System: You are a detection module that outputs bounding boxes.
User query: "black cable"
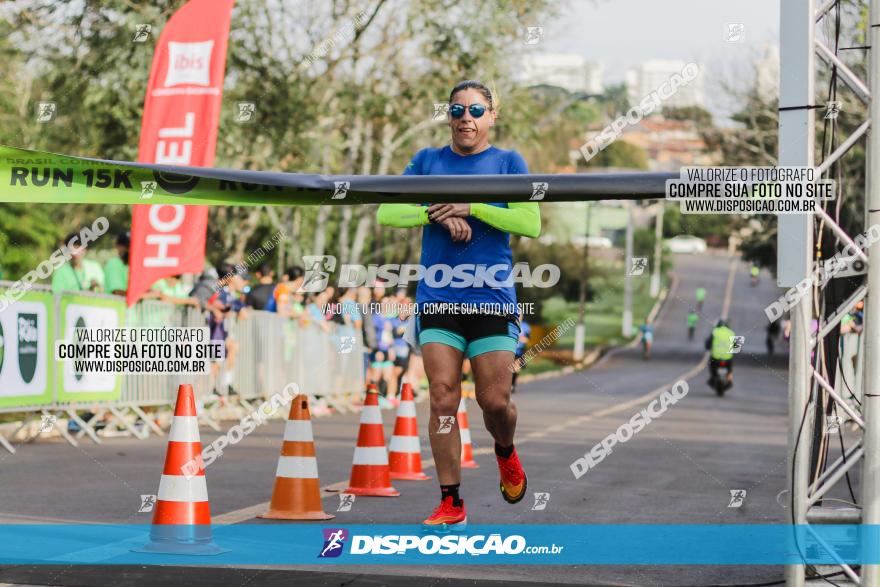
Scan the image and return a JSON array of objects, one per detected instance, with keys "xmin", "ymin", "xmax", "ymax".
[
  {"xmin": 833, "ymin": 402, "xmax": 859, "ymax": 504},
  {"xmin": 778, "ymin": 104, "xmax": 824, "ymax": 111},
  {"xmin": 790, "ymin": 383, "xmax": 812, "ymax": 560},
  {"xmin": 836, "ymin": 350, "xmax": 862, "ymax": 406}
]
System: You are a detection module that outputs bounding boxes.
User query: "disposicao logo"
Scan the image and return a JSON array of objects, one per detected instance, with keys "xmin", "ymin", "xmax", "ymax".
[{"xmin": 318, "ymin": 528, "xmax": 348, "ymax": 558}]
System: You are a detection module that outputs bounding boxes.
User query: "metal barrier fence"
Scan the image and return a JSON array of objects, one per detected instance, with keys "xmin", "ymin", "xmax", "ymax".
[{"xmin": 0, "ymin": 281, "xmax": 365, "ymax": 451}]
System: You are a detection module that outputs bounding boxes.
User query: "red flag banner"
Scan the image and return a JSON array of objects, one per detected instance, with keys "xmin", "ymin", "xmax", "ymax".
[{"xmin": 127, "ymin": 0, "xmax": 235, "ymax": 306}]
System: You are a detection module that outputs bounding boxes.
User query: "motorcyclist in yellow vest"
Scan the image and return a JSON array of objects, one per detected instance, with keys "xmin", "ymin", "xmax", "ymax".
[{"xmin": 705, "ymin": 319, "xmax": 735, "ymax": 387}]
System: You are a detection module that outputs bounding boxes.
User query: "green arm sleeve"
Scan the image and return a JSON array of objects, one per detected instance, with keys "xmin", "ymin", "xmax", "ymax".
[
  {"xmin": 471, "ymin": 202, "xmax": 541, "ymax": 238},
  {"xmin": 376, "ymin": 203, "xmax": 429, "ymax": 228}
]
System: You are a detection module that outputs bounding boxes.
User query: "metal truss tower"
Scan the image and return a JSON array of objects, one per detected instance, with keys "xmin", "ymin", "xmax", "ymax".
[{"xmin": 780, "ymin": 0, "xmax": 878, "ymax": 584}]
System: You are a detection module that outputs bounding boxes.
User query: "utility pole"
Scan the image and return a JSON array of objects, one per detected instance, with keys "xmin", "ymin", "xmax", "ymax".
[
  {"xmin": 622, "ymin": 201, "xmax": 633, "ymax": 337},
  {"xmin": 779, "ymin": 1, "xmax": 815, "ymax": 584},
  {"xmin": 859, "ymin": 0, "xmax": 880, "ymax": 583},
  {"xmin": 574, "ymin": 202, "xmax": 592, "ymax": 362},
  {"xmin": 779, "ymin": 0, "xmax": 880, "ymax": 584},
  {"xmin": 650, "ymin": 201, "xmax": 664, "ymax": 298}
]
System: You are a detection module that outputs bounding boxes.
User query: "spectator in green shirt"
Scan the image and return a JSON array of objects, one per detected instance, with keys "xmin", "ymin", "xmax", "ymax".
[
  {"xmin": 51, "ymin": 232, "xmax": 104, "ymax": 294},
  {"xmin": 103, "ymin": 232, "xmax": 130, "ymax": 296},
  {"xmin": 152, "ymin": 275, "xmax": 199, "ymax": 307}
]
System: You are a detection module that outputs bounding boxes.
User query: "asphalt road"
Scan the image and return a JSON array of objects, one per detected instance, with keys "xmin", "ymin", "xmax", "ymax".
[{"xmin": 0, "ymin": 252, "xmax": 801, "ymax": 586}]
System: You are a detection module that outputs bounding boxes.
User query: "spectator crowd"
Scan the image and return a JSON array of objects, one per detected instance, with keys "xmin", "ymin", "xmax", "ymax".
[{"xmin": 47, "ymin": 231, "xmax": 428, "ymax": 408}]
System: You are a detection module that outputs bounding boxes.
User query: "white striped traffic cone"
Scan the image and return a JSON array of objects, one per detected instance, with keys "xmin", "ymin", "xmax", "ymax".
[
  {"xmin": 459, "ymin": 396, "xmax": 479, "ymax": 469},
  {"xmin": 344, "ymin": 385, "xmax": 399, "ymax": 496},
  {"xmin": 261, "ymin": 394, "xmax": 334, "ymax": 520},
  {"xmin": 136, "ymin": 384, "xmax": 224, "ymax": 555},
  {"xmin": 389, "ymin": 381, "xmax": 430, "ymax": 480}
]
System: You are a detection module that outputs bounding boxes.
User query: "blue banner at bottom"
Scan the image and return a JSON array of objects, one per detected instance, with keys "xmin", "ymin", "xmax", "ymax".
[{"xmin": 0, "ymin": 524, "xmax": 877, "ymax": 565}]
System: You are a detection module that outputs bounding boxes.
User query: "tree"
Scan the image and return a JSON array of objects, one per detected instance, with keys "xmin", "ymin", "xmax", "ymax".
[
  {"xmin": 663, "ymin": 105, "xmax": 713, "ymax": 128},
  {"xmin": 0, "ymin": 0, "xmax": 592, "ymax": 282},
  {"xmin": 0, "ymin": 204, "xmax": 60, "ymax": 279},
  {"xmin": 579, "ymin": 141, "xmax": 649, "ymax": 170}
]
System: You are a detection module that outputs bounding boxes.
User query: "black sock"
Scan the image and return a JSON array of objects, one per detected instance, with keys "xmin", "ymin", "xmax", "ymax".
[
  {"xmin": 495, "ymin": 442, "xmax": 514, "ymax": 459},
  {"xmin": 441, "ymin": 484, "xmax": 462, "ymax": 507}
]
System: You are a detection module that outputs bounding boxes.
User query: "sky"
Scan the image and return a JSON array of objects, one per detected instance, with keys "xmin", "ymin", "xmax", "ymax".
[{"xmin": 539, "ymin": 0, "xmax": 781, "ymax": 117}]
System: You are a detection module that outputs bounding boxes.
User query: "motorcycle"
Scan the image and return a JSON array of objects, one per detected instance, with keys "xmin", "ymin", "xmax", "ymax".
[{"xmin": 709, "ymin": 359, "xmax": 733, "ymax": 396}]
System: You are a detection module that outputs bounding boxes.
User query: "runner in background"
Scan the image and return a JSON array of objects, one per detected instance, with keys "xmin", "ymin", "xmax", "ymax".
[
  {"xmin": 766, "ymin": 319, "xmax": 781, "ymax": 356},
  {"xmin": 640, "ymin": 318, "xmax": 654, "ymax": 360},
  {"xmin": 695, "ymin": 287, "xmax": 706, "ymax": 312},
  {"xmin": 687, "ymin": 309, "xmax": 698, "ymax": 341}
]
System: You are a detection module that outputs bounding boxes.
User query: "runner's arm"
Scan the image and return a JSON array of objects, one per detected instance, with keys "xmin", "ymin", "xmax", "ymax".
[
  {"xmin": 376, "ymin": 203, "xmax": 429, "ymax": 227},
  {"xmin": 470, "ymin": 202, "xmax": 541, "ymax": 238}
]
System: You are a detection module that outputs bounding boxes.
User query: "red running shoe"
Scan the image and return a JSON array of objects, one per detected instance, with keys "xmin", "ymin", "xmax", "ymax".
[
  {"xmin": 497, "ymin": 448, "xmax": 527, "ymax": 504},
  {"xmin": 422, "ymin": 496, "xmax": 467, "ymax": 533}
]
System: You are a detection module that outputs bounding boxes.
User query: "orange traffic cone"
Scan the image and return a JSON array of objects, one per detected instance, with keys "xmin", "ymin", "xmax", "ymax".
[
  {"xmin": 136, "ymin": 384, "xmax": 224, "ymax": 555},
  {"xmin": 459, "ymin": 396, "xmax": 480, "ymax": 469},
  {"xmin": 261, "ymin": 394, "xmax": 334, "ymax": 520},
  {"xmin": 389, "ymin": 381, "xmax": 430, "ymax": 481},
  {"xmin": 344, "ymin": 385, "xmax": 400, "ymax": 496}
]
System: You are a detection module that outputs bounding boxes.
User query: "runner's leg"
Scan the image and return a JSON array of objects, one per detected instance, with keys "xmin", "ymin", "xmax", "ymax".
[
  {"xmin": 471, "ymin": 350, "xmax": 516, "ymax": 447},
  {"xmin": 423, "ymin": 343, "xmax": 464, "ymax": 485},
  {"xmin": 472, "ymin": 348, "xmax": 526, "ymax": 504}
]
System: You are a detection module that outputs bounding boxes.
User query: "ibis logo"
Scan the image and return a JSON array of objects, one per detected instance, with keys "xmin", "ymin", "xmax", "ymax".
[
  {"xmin": 164, "ymin": 40, "xmax": 214, "ymax": 87},
  {"xmin": 17, "ymin": 314, "xmax": 38, "ymax": 384}
]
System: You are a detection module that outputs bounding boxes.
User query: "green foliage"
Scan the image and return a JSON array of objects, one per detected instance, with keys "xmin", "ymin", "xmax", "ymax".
[
  {"xmin": 599, "ymin": 83, "xmax": 630, "ymax": 118},
  {"xmin": 663, "ymin": 205, "xmax": 730, "ymax": 242},
  {"xmin": 579, "ymin": 140, "xmax": 649, "ymax": 170},
  {"xmin": 739, "ymin": 218, "xmax": 777, "ymax": 273},
  {"xmin": 513, "ymin": 239, "xmax": 597, "ymax": 316},
  {"xmin": 0, "ymin": 203, "xmax": 62, "ymax": 279},
  {"xmin": 663, "ymin": 105, "xmax": 713, "ymax": 128}
]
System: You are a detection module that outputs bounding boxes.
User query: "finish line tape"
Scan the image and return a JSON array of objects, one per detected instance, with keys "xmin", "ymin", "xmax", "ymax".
[{"xmin": 0, "ymin": 144, "xmax": 675, "ymax": 206}]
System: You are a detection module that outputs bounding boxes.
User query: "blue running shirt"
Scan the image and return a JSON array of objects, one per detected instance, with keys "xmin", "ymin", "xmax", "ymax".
[{"xmin": 402, "ymin": 145, "xmax": 529, "ymax": 313}]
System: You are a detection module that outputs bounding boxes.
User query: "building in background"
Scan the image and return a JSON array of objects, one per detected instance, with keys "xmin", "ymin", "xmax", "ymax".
[
  {"xmin": 541, "ymin": 200, "xmax": 659, "ymax": 250},
  {"xmin": 520, "ymin": 53, "xmax": 604, "ymax": 95},
  {"xmin": 618, "ymin": 114, "xmax": 719, "ymax": 171},
  {"xmin": 625, "ymin": 59, "xmax": 705, "ymax": 109}
]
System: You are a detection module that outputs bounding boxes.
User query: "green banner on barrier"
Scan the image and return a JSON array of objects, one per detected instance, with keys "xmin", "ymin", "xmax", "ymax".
[
  {"xmin": 56, "ymin": 294, "xmax": 125, "ymax": 403},
  {"xmin": 0, "ymin": 289, "xmax": 54, "ymax": 409},
  {"xmin": 0, "ymin": 144, "xmax": 674, "ymax": 206}
]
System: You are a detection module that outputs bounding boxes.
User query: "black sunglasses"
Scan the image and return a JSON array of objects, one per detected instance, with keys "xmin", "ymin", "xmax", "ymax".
[{"xmin": 449, "ymin": 103, "xmax": 489, "ymax": 119}]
